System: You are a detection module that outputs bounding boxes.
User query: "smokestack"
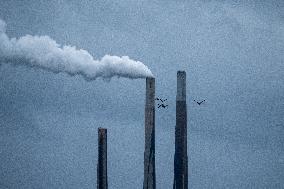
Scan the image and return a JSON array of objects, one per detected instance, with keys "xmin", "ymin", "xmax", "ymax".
[
  {"xmin": 173, "ymin": 71, "xmax": 188, "ymax": 189},
  {"xmin": 143, "ymin": 77, "xmax": 156, "ymax": 189},
  {"xmin": 97, "ymin": 128, "xmax": 108, "ymax": 189}
]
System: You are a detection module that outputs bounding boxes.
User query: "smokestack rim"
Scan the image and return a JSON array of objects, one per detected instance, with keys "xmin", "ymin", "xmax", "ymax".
[
  {"xmin": 146, "ymin": 76, "xmax": 155, "ymax": 80},
  {"xmin": 177, "ymin": 70, "xmax": 186, "ymax": 75},
  {"xmin": 176, "ymin": 70, "xmax": 186, "ymax": 101},
  {"xmin": 98, "ymin": 127, "xmax": 107, "ymax": 133}
]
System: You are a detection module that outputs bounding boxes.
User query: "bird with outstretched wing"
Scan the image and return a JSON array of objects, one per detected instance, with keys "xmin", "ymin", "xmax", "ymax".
[
  {"xmin": 158, "ymin": 104, "xmax": 168, "ymax": 108},
  {"xmin": 194, "ymin": 99, "xmax": 205, "ymax": 105},
  {"xmin": 155, "ymin": 97, "xmax": 168, "ymax": 109}
]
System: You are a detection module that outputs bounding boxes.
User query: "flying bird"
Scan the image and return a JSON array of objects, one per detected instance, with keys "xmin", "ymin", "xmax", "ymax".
[
  {"xmin": 160, "ymin": 99, "xmax": 167, "ymax": 103},
  {"xmin": 158, "ymin": 104, "xmax": 168, "ymax": 108},
  {"xmin": 194, "ymin": 100, "xmax": 205, "ymax": 105},
  {"xmin": 155, "ymin": 97, "xmax": 168, "ymax": 109},
  {"xmin": 155, "ymin": 98, "xmax": 167, "ymax": 102}
]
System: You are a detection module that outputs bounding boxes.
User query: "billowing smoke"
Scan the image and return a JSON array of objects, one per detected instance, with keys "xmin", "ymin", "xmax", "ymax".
[{"xmin": 0, "ymin": 19, "xmax": 153, "ymax": 80}]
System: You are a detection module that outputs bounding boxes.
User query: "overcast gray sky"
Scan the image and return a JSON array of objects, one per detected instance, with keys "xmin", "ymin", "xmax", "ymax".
[{"xmin": 0, "ymin": 0, "xmax": 283, "ymax": 188}]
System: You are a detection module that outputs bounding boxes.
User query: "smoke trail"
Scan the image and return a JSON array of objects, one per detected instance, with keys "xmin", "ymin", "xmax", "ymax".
[{"xmin": 0, "ymin": 19, "xmax": 153, "ymax": 80}]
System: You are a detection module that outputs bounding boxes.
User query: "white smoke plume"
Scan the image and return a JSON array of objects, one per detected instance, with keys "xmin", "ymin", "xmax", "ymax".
[{"xmin": 0, "ymin": 19, "xmax": 153, "ymax": 80}]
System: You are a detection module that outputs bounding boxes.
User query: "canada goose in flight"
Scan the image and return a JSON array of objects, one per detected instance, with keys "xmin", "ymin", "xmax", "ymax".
[
  {"xmin": 158, "ymin": 104, "xmax": 168, "ymax": 108},
  {"xmin": 156, "ymin": 97, "xmax": 168, "ymax": 108},
  {"xmin": 194, "ymin": 100, "xmax": 205, "ymax": 105},
  {"xmin": 155, "ymin": 98, "xmax": 167, "ymax": 103}
]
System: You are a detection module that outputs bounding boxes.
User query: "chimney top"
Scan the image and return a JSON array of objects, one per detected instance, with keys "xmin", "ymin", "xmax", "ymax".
[
  {"xmin": 145, "ymin": 77, "xmax": 155, "ymax": 107},
  {"xmin": 146, "ymin": 77, "xmax": 155, "ymax": 89},
  {"xmin": 98, "ymin": 128, "xmax": 107, "ymax": 134},
  {"xmin": 177, "ymin": 70, "xmax": 186, "ymax": 74},
  {"xmin": 177, "ymin": 71, "xmax": 186, "ymax": 101}
]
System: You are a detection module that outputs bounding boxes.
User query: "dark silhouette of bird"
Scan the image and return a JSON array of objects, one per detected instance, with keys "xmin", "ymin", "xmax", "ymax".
[
  {"xmin": 158, "ymin": 104, "xmax": 168, "ymax": 108},
  {"xmin": 194, "ymin": 100, "xmax": 205, "ymax": 105},
  {"xmin": 155, "ymin": 97, "xmax": 168, "ymax": 109},
  {"xmin": 155, "ymin": 98, "xmax": 167, "ymax": 103}
]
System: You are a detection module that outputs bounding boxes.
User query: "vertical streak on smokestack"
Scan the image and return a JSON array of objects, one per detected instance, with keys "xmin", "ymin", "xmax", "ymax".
[
  {"xmin": 173, "ymin": 71, "xmax": 188, "ymax": 189},
  {"xmin": 143, "ymin": 77, "xmax": 156, "ymax": 189},
  {"xmin": 97, "ymin": 128, "xmax": 108, "ymax": 189}
]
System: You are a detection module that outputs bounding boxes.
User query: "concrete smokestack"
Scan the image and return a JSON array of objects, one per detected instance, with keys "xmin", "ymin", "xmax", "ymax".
[
  {"xmin": 173, "ymin": 71, "xmax": 188, "ymax": 189},
  {"xmin": 143, "ymin": 77, "xmax": 156, "ymax": 189},
  {"xmin": 97, "ymin": 128, "xmax": 108, "ymax": 189}
]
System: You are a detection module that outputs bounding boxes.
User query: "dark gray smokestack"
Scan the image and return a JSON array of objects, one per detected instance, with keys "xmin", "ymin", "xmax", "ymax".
[
  {"xmin": 173, "ymin": 71, "xmax": 188, "ymax": 189},
  {"xmin": 97, "ymin": 128, "xmax": 108, "ymax": 189},
  {"xmin": 143, "ymin": 77, "xmax": 156, "ymax": 189}
]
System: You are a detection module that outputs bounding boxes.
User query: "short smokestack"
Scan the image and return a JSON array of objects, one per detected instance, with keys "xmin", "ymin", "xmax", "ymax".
[
  {"xmin": 143, "ymin": 77, "xmax": 156, "ymax": 189},
  {"xmin": 173, "ymin": 71, "xmax": 188, "ymax": 189},
  {"xmin": 97, "ymin": 128, "xmax": 108, "ymax": 189}
]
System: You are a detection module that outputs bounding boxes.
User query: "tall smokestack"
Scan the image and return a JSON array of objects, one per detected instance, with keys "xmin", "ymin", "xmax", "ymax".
[
  {"xmin": 173, "ymin": 71, "xmax": 188, "ymax": 189},
  {"xmin": 143, "ymin": 77, "xmax": 156, "ymax": 189},
  {"xmin": 97, "ymin": 128, "xmax": 108, "ymax": 189}
]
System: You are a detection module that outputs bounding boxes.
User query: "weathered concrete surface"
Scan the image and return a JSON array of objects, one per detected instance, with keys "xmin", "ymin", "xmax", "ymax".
[
  {"xmin": 97, "ymin": 128, "xmax": 108, "ymax": 189},
  {"xmin": 143, "ymin": 77, "xmax": 156, "ymax": 189},
  {"xmin": 174, "ymin": 71, "xmax": 188, "ymax": 189}
]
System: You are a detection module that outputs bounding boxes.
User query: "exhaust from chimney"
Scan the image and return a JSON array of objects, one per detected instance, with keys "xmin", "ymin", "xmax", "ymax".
[{"xmin": 0, "ymin": 19, "xmax": 153, "ymax": 81}]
